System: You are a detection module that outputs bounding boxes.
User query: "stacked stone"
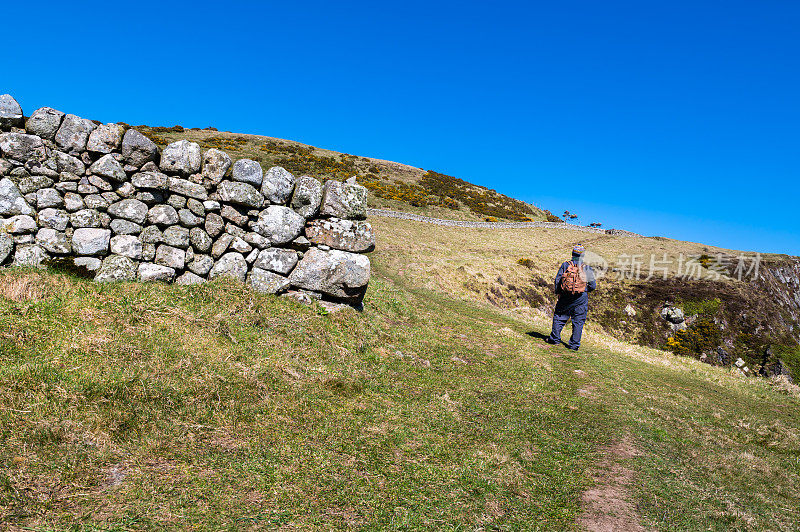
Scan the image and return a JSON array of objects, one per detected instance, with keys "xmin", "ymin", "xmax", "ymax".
[{"xmin": 0, "ymin": 95, "xmax": 373, "ymax": 305}]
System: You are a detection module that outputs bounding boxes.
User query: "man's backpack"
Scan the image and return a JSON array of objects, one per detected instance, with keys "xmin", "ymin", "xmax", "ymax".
[{"xmin": 560, "ymin": 261, "xmax": 588, "ymax": 294}]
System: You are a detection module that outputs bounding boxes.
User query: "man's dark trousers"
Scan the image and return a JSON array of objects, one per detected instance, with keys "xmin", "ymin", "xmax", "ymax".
[{"xmin": 548, "ymin": 302, "xmax": 587, "ymax": 349}]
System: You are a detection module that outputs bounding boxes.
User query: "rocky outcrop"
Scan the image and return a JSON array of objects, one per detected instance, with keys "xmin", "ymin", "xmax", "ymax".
[{"xmin": 0, "ymin": 94, "xmax": 373, "ymax": 307}]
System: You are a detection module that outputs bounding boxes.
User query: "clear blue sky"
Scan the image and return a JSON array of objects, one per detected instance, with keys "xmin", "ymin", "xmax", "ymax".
[{"xmin": 5, "ymin": 1, "xmax": 799, "ymax": 255}]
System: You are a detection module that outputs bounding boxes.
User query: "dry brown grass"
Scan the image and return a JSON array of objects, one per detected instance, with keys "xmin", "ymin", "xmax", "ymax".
[{"xmin": 0, "ymin": 272, "xmax": 50, "ymax": 302}]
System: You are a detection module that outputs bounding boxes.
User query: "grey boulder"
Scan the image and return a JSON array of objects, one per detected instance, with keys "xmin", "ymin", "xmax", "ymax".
[
  {"xmin": 254, "ymin": 248, "xmax": 298, "ymax": 275},
  {"xmin": 55, "ymin": 151, "xmax": 86, "ymax": 175},
  {"xmin": 155, "ymin": 244, "xmax": 186, "ymax": 269},
  {"xmin": 178, "ymin": 208, "xmax": 202, "ymax": 227},
  {"xmin": 175, "ymin": 271, "xmax": 205, "ymax": 285},
  {"xmin": 95, "ymin": 254, "xmax": 138, "ymax": 282},
  {"xmin": 108, "ymin": 199, "xmax": 148, "ymax": 224},
  {"xmin": 122, "ymin": 129, "xmax": 159, "ymax": 168},
  {"xmin": 252, "ymin": 205, "xmax": 304, "ymax": 244},
  {"xmin": 37, "ymin": 208, "xmax": 70, "ymax": 231},
  {"xmin": 320, "ymin": 180, "xmax": 367, "ymax": 220},
  {"xmin": 0, "ymin": 94, "xmax": 24, "ymax": 129},
  {"xmin": 305, "ymin": 217, "xmax": 375, "ymax": 253},
  {"xmin": 661, "ymin": 306, "xmax": 686, "ymax": 324},
  {"xmin": 70, "ymin": 208, "xmax": 108, "ymax": 228},
  {"xmin": 132, "ymin": 171, "xmax": 168, "ymax": 189},
  {"xmin": 261, "ymin": 166, "xmax": 295, "ymax": 205},
  {"xmin": 0, "ymin": 233, "xmax": 14, "ymax": 264},
  {"xmin": 209, "ymin": 252, "xmax": 248, "ymax": 282},
  {"xmin": 36, "ymin": 188, "xmax": 64, "ymax": 209},
  {"xmin": 89, "ymin": 154, "xmax": 126, "ymax": 181},
  {"xmin": 217, "ymin": 180, "xmax": 263, "ymax": 208},
  {"xmin": 0, "ymin": 178, "xmax": 35, "ymax": 215},
  {"xmin": 232, "ymin": 159, "xmax": 263, "ymax": 186},
  {"xmin": 288, "ymin": 247, "xmax": 370, "ymax": 302},
  {"xmin": 138, "ymin": 262, "xmax": 175, "ymax": 282},
  {"xmin": 36, "ymin": 228, "xmax": 71, "ymax": 254},
  {"xmin": 189, "ymin": 227, "xmax": 212, "ymax": 252},
  {"xmin": 148, "ymin": 204, "xmax": 179, "ymax": 225},
  {"xmin": 2, "ymin": 214, "xmax": 37, "ymax": 234},
  {"xmin": 13, "ymin": 244, "xmax": 47, "ymax": 268},
  {"xmin": 160, "ymin": 140, "xmax": 201, "ymax": 175},
  {"xmin": 167, "ymin": 177, "xmax": 207, "ymax": 200},
  {"xmin": 26, "ymin": 107, "xmax": 65, "ymax": 140},
  {"xmin": 201, "ymin": 148, "xmax": 232, "ymax": 184},
  {"xmin": 0, "ymin": 133, "xmax": 47, "ymax": 161},
  {"xmin": 188, "ymin": 254, "xmax": 214, "ymax": 276},
  {"xmin": 55, "ymin": 114, "xmax": 97, "ymax": 152},
  {"xmin": 72, "ymin": 228, "xmax": 111, "ymax": 256},
  {"xmin": 291, "ymin": 175, "xmax": 323, "ymax": 218},
  {"xmin": 248, "ymin": 268, "xmax": 291, "ymax": 294},
  {"xmin": 110, "ymin": 219, "xmax": 142, "ymax": 235},
  {"xmin": 163, "ymin": 226, "xmax": 190, "ymax": 249},
  {"xmin": 87, "ymin": 123, "xmax": 125, "ymax": 153},
  {"xmin": 110, "ymin": 235, "xmax": 143, "ymax": 260}
]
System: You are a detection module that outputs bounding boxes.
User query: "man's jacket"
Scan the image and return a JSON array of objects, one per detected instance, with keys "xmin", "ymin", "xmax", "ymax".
[{"xmin": 553, "ymin": 260, "xmax": 597, "ymax": 313}]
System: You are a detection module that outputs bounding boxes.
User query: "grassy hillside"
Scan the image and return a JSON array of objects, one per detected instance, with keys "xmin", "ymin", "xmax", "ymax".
[
  {"xmin": 135, "ymin": 126, "xmax": 548, "ymax": 223},
  {"xmin": 1, "ymin": 254, "xmax": 799, "ymax": 529},
  {"xmin": 370, "ymin": 217, "xmax": 799, "ymax": 376}
]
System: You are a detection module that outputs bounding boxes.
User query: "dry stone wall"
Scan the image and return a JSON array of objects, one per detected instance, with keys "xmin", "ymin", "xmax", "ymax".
[{"xmin": 0, "ymin": 95, "xmax": 374, "ymax": 306}]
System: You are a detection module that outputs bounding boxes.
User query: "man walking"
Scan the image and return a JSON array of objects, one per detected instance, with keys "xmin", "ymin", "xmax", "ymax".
[{"xmin": 546, "ymin": 244, "xmax": 597, "ymax": 350}]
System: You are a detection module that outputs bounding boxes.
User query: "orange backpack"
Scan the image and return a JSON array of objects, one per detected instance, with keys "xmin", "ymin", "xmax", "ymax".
[{"xmin": 560, "ymin": 261, "xmax": 588, "ymax": 294}]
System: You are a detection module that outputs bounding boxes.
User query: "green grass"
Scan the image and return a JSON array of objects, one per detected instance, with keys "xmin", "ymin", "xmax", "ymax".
[
  {"xmin": 1, "ymin": 264, "xmax": 798, "ymax": 530},
  {"xmin": 0, "ymin": 269, "xmax": 612, "ymax": 530}
]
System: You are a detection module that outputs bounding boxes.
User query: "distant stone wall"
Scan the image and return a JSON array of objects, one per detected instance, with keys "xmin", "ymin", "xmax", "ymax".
[
  {"xmin": 367, "ymin": 208, "xmax": 640, "ymax": 236},
  {"xmin": 0, "ymin": 95, "xmax": 373, "ymax": 306}
]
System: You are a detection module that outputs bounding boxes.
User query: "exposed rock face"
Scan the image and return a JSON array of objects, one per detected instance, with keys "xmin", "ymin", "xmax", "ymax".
[
  {"xmin": 108, "ymin": 199, "xmax": 148, "ymax": 224},
  {"xmin": 661, "ymin": 306, "xmax": 685, "ymax": 324},
  {"xmin": 89, "ymin": 154, "xmax": 126, "ymax": 181},
  {"xmin": 95, "ymin": 255, "xmax": 137, "ymax": 282},
  {"xmin": 72, "ymin": 228, "xmax": 111, "ymax": 256},
  {"xmin": 202, "ymin": 148, "xmax": 232, "ymax": 184},
  {"xmin": 122, "ymin": 129, "xmax": 159, "ymax": 168},
  {"xmin": 248, "ymin": 267, "xmax": 291, "ymax": 294},
  {"xmin": 87, "ymin": 123, "xmax": 125, "ymax": 154},
  {"xmin": 305, "ymin": 218, "xmax": 375, "ymax": 252},
  {"xmin": 262, "ymin": 166, "xmax": 295, "ymax": 205},
  {"xmin": 320, "ymin": 180, "xmax": 367, "ymax": 220},
  {"xmin": 232, "ymin": 159, "xmax": 263, "ymax": 186},
  {"xmin": 0, "ymin": 95, "xmax": 372, "ymax": 305},
  {"xmin": 288, "ymin": 248, "xmax": 370, "ymax": 302},
  {"xmin": 0, "ymin": 178, "xmax": 35, "ymax": 215},
  {"xmin": 0, "ymin": 133, "xmax": 47, "ymax": 161},
  {"xmin": 209, "ymin": 252, "xmax": 248, "ymax": 281},
  {"xmin": 253, "ymin": 206, "xmax": 304, "ymax": 244},
  {"xmin": 291, "ymin": 175, "xmax": 323, "ymax": 218},
  {"xmin": 160, "ymin": 140, "xmax": 202, "ymax": 176},
  {"xmin": 55, "ymin": 114, "xmax": 97, "ymax": 152},
  {"xmin": 0, "ymin": 94, "xmax": 24, "ymax": 129},
  {"xmin": 26, "ymin": 107, "xmax": 65, "ymax": 140},
  {"xmin": 217, "ymin": 181, "xmax": 263, "ymax": 208},
  {"xmin": 254, "ymin": 248, "xmax": 298, "ymax": 275}
]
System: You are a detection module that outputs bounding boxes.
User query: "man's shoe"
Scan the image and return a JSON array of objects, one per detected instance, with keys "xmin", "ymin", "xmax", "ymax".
[
  {"xmin": 567, "ymin": 345, "xmax": 579, "ymax": 351},
  {"xmin": 544, "ymin": 338, "xmax": 559, "ymax": 345}
]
